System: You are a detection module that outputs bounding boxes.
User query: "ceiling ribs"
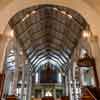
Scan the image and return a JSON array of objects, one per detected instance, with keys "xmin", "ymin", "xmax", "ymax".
[{"xmin": 9, "ymin": 4, "xmax": 88, "ymax": 73}]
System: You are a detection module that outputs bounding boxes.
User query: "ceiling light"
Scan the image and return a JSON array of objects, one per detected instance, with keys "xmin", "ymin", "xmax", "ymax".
[
  {"xmin": 10, "ymin": 30, "xmax": 14, "ymax": 38},
  {"xmin": 53, "ymin": 7, "xmax": 58, "ymax": 11},
  {"xmin": 19, "ymin": 51, "xmax": 23, "ymax": 55},
  {"xmin": 82, "ymin": 30, "xmax": 90, "ymax": 38},
  {"xmin": 6, "ymin": 29, "xmax": 14, "ymax": 38},
  {"xmin": 22, "ymin": 14, "xmax": 30, "ymax": 22},
  {"xmin": 80, "ymin": 48, "xmax": 87, "ymax": 58},
  {"xmin": 25, "ymin": 60, "xmax": 28, "ymax": 64},
  {"xmin": 67, "ymin": 14, "xmax": 73, "ymax": 19},
  {"xmin": 31, "ymin": 10, "xmax": 37, "ymax": 15},
  {"xmin": 60, "ymin": 11, "xmax": 66, "ymax": 15},
  {"xmin": 10, "ymin": 49, "xmax": 15, "ymax": 53}
]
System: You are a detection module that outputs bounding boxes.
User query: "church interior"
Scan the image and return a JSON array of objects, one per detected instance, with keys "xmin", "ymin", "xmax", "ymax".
[{"xmin": 0, "ymin": 0, "xmax": 100, "ymax": 100}]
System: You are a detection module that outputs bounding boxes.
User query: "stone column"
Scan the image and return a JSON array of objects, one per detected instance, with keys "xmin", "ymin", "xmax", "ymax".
[
  {"xmin": 26, "ymin": 65, "xmax": 31, "ymax": 100},
  {"xmin": 2, "ymin": 70, "xmax": 11, "ymax": 96},
  {"xmin": 11, "ymin": 48, "xmax": 19, "ymax": 95},
  {"xmin": 53, "ymin": 88, "xmax": 56, "ymax": 100},
  {"xmin": 68, "ymin": 68, "xmax": 73, "ymax": 100},
  {"xmin": 28, "ymin": 74, "xmax": 32, "ymax": 100},
  {"xmin": 41, "ymin": 89, "xmax": 44, "ymax": 98},
  {"xmin": 20, "ymin": 64, "xmax": 26, "ymax": 100},
  {"xmin": 65, "ymin": 75, "xmax": 68, "ymax": 96}
]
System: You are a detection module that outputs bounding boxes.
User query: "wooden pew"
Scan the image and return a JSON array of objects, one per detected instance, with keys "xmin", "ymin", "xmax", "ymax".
[
  {"xmin": 6, "ymin": 95, "xmax": 17, "ymax": 100},
  {"xmin": 81, "ymin": 87, "xmax": 96, "ymax": 100},
  {"xmin": 42, "ymin": 96, "xmax": 54, "ymax": 100},
  {"xmin": 61, "ymin": 96, "xmax": 69, "ymax": 100}
]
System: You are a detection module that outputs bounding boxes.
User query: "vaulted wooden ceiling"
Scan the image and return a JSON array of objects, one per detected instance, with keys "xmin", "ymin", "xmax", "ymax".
[{"xmin": 8, "ymin": 4, "xmax": 88, "ymax": 72}]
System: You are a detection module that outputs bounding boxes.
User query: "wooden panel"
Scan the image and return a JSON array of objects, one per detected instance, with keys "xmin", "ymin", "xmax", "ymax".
[
  {"xmin": 42, "ymin": 97, "xmax": 54, "ymax": 100},
  {"xmin": 31, "ymin": 98, "xmax": 41, "ymax": 100},
  {"xmin": 81, "ymin": 96, "xmax": 94, "ymax": 100},
  {"xmin": 61, "ymin": 96, "xmax": 69, "ymax": 100},
  {"xmin": 0, "ymin": 73, "xmax": 5, "ymax": 98},
  {"xmin": 81, "ymin": 88, "xmax": 96, "ymax": 100},
  {"xmin": 6, "ymin": 96, "xmax": 17, "ymax": 100}
]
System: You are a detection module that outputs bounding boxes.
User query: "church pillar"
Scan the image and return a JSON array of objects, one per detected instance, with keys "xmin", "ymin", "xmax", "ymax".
[
  {"xmin": 65, "ymin": 75, "xmax": 68, "ymax": 96},
  {"xmin": 0, "ymin": 35, "xmax": 11, "ymax": 99},
  {"xmin": 26, "ymin": 64, "xmax": 31, "ymax": 100},
  {"xmin": 20, "ymin": 64, "xmax": 26, "ymax": 100},
  {"xmin": 28, "ymin": 74, "xmax": 32, "ymax": 100},
  {"xmin": 68, "ymin": 69, "xmax": 72, "ymax": 100},
  {"xmin": 41, "ymin": 89, "xmax": 44, "ymax": 97},
  {"xmin": 2, "ymin": 70, "xmax": 12, "ymax": 97},
  {"xmin": 53, "ymin": 88, "xmax": 56, "ymax": 100},
  {"xmin": 11, "ymin": 46, "xmax": 20, "ymax": 95}
]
